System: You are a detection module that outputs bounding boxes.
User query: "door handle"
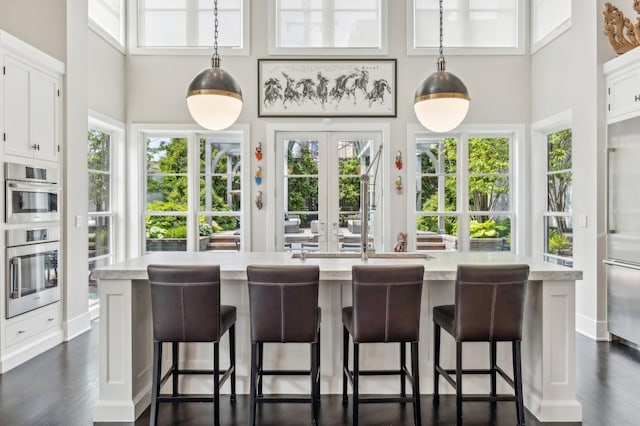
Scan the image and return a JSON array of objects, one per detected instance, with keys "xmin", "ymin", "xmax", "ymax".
[
  {"xmin": 10, "ymin": 257, "xmax": 22, "ymax": 299},
  {"xmin": 332, "ymin": 222, "xmax": 340, "ymax": 242}
]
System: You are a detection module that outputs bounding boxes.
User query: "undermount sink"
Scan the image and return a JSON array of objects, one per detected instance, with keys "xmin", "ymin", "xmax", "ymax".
[{"xmin": 290, "ymin": 252, "xmax": 432, "ymax": 259}]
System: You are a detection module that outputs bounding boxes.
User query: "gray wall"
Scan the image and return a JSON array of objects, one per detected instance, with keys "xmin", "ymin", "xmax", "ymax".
[
  {"xmin": 88, "ymin": 30, "xmax": 126, "ymax": 122},
  {"xmin": 127, "ymin": 0, "xmax": 531, "ymax": 252},
  {"xmin": 0, "ymin": 0, "xmax": 66, "ymax": 62}
]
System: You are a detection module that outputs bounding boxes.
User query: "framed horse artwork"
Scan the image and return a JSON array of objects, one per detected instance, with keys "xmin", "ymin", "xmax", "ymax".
[{"xmin": 257, "ymin": 59, "xmax": 397, "ymax": 117}]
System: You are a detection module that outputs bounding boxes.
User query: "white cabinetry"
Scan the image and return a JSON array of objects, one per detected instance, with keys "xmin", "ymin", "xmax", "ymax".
[
  {"xmin": 605, "ymin": 47, "xmax": 640, "ymax": 124},
  {"xmin": 0, "ymin": 31, "xmax": 63, "ymax": 162},
  {"xmin": 0, "ymin": 31, "xmax": 65, "ymax": 374}
]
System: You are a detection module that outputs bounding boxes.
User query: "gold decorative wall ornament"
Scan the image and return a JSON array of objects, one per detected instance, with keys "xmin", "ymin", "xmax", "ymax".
[{"xmin": 604, "ymin": 1, "xmax": 640, "ymax": 54}]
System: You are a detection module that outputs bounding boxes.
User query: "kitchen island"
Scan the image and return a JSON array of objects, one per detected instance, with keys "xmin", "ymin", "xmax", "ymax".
[{"xmin": 92, "ymin": 251, "xmax": 582, "ymax": 423}]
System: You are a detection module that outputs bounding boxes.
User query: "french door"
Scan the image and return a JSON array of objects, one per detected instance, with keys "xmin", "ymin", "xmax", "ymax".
[{"xmin": 274, "ymin": 131, "xmax": 383, "ymax": 252}]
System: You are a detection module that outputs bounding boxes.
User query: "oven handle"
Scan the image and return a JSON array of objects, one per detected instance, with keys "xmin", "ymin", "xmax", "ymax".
[
  {"xmin": 7, "ymin": 181, "xmax": 60, "ymax": 192},
  {"xmin": 10, "ymin": 257, "xmax": 22, "ymax": 299}
]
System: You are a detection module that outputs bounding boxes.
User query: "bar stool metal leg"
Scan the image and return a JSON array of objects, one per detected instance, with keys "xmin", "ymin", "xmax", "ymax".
[
  {"xmin": 172, "ymin": 342, "xmax": 179, "ymax": 396},
  {"xmin": 456, "ymin": 342, "xmax": 463, "ymax": 426},
  {"xmin": 249, "ymin": 343, "xmax": 258, "ymax": 426},
  {"xmin": 257, "ymin": 342, "xmax": 264, "ymax": 396},
  {"xmin": 213, "ymin": 342, "xmax": 220, "ymax": 426},
  {"xmin": 513, "ymin": 340, "xmax": 525, "ymax": 426},
  {"xmin": 490, "ymin": 340, "xmax": 497, "ymax": 398},
  {"xmin": 400, "ymin": 342, "xmax": 407, "ymax": 399},
  {"xmin": 151, "ymin": 341, "xmax": 162, "ymax": 426},
  {"xmin": 411, "ymin": 341, "xmax": 422, "ymax": 426},
  {"xmin": 311, "ymin": 340, "xmax": 319, "ymax": 425},
  {"xmin": 342, "ymin": 325, "xmax": 349, "ymax": 404},
  {"xmin": 315, "ymin": 328, "xmax": 321, "ymax": 404},
  {"xmin": 353, "ymin": 343, "xmax": 360, "ymax": 426},
  {"xmin": 230, "ymin": 324, "xmax": 236, "ymax": 402},
  {"xmin": 433, "ymin": 322, "xmax": 441, "ymax": 403}
]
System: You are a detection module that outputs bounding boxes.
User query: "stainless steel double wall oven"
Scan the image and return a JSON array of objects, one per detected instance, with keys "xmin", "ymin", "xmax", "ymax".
[{"xmin": 4, "ymin": 162, "xmax": 61, "ymax": 318}]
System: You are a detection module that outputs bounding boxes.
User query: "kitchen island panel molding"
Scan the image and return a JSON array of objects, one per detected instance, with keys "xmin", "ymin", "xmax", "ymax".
[{"xmin": 92, "ymin": 251, "xmax": 583, "ymax": 423}]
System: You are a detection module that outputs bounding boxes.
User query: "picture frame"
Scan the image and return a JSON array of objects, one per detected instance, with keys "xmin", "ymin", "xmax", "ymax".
[{"xmin": 258, "ymin": 59, "xmax": 397, "ymax": 117}]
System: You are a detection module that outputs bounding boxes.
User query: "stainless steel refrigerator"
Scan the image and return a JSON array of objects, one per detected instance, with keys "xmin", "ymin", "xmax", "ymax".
[{"xmin": 607, "ymin": 119, "xmax": 640, "ymax": 345}]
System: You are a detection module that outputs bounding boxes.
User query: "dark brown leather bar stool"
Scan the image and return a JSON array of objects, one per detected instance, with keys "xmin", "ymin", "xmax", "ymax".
[
  {"xmin": 147, "ymin": 264, "xmax": 236, "ymax": 426},
  {"xmin": 342, "ymin": 264, "xmax": 425, "ymax": 426},
  {"xmin": 433, "ymin": 264, "xmax": 529, "ymax": 426},
  {"xmin": 246, "ymin": 264, "xmax": 321, "ymax": 426}
]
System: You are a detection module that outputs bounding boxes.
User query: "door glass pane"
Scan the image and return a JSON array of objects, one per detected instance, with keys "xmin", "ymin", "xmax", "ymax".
[
  {"xmin": 284, "ymin": 140, "xmax": 319, "ymax": 250},
  {"xmin": 338, "ymin": 139, "xmax": 376, "ymax": 252}
]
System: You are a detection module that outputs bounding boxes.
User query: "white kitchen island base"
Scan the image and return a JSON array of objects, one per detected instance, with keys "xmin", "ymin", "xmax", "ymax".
[{"xmin": 92, "ymin": 251, "xmax": 583, "ymax": 423}]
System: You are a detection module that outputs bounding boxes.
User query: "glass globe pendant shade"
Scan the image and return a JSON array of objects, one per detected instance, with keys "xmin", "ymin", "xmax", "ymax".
[
  {"xmin": 187, "ymin": 66, "xmax": 243, "ymax": 131},
  {"xmin": 414, "ymin": 70, "xmax": 470, "ymax": 133}
]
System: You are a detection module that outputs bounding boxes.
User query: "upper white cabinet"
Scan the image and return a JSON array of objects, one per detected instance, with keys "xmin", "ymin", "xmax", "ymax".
[
  {"xmin": 0, "ymin": 31, "xmax": 64, "ymax": 163},
  {"xmin": 605, "ymin": 47, "xmax": 640, "ymax": 124}
]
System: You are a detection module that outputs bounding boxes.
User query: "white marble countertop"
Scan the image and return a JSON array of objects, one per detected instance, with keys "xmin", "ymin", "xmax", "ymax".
[{"xmin": 94, "ymin": 251, "xmax": 583, "ymax": 282}]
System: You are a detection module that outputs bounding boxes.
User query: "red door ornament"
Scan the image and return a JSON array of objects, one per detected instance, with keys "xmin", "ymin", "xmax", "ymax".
[{"xmin": 395, "ymin": 151, "xmax": 403, "ymax": 170}]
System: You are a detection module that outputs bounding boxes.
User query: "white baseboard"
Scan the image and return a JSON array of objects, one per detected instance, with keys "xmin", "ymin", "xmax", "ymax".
[
  {"xmin": 64, "ymin": 311, "xmax": 92, "ymax": 341},
  {"xmin": 575, "ymin": 313, "xmax": 609, "ymax": 341},
  {"xmin": 0, "ymin": 330, "xmax": 63, "ymax": 373}
]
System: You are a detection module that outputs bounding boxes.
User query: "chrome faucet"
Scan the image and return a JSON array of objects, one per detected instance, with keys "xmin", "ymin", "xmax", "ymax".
[{"xmin": 361, "ymin": 145, "xmax": 383, "ymax": 261}]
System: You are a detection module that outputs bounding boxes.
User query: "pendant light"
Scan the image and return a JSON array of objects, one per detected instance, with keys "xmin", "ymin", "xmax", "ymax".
[
  {"xmin": 186, "ymin": 0, "xmax": 243, "ymax": 130},
  {"xmin": 414, "ymin": 0, "xmax": 470, "ymax": 133}
]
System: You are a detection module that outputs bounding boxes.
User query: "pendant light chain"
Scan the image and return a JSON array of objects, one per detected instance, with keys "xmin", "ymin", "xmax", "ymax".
[
  {"xmin": 211, "ymin": 0, "xmax": 220, "ymax": 68},
  {"xmin": 437, "ymin": 0, "xmax": 446, "ymax": 71}
]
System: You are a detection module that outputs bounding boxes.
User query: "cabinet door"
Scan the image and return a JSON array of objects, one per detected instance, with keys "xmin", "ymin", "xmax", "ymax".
[
  {"xmin": 608, "ymin": 66, "xmax": 640, "ymax": 124},
  {"xmin": 30, "ymin": 68, "xmax": 58, "ymax": 161},
  {"xmin": 2, "ymin": 55, "xmax": 32, "ymax": 158}
]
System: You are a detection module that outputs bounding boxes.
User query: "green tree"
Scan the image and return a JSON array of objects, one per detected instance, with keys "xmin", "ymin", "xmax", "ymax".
[
  {"xmin": 468, "ymin": 137, "xmax": 510, "ymax": 223},
  {"xmin": 88, "ymin": 130, "xmax": 110, "ymax": 212},
  {"xmin": 338, "ymin": 156, "xmax": 361, "ymax": 215},
  {"xmin": 147, "ymin": 137, "xmax": 188, "ymax": 207},
  {"xmin": 547, "ymin": 130, "xmax": 572, "ymax": 234},
  {"xmin": 287, "ymin": 143, "xmax": 318, "ymax": 225}
]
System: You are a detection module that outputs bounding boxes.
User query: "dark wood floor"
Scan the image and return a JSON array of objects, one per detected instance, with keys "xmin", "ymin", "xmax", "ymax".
[{"xmin": 0, "ymin": 320, "xmax": 638, "ymax": 425}]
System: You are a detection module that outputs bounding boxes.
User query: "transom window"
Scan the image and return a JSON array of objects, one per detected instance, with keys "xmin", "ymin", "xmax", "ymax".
[
  {"xmin": 134, "ymin": 0, "xmax": 248, "ymax": 54},
  {"xmin": 408, "ymin": 0, "xmax": 524, "ymax": 55},
  {"xmin": 532, "ymin": 0, "xmax": 571, "ymax": 53},
  {"xmin": 269, "ymin": 0, "xmax": 387, "ymax": 55},
  {"xmin": 89, "ymin": 0, "xmax": 125, "ymax": 48},
  {"xmin": 410, "ymin": 131, "xmax": 514, "ymax": 252}
]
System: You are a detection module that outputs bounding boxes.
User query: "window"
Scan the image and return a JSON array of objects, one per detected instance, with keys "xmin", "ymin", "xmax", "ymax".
[
  {"xmin": 409, "ymin": 129, "xmax": 516, "ymax": 252},
  {"xmin": 89, "ymin": 0, "xmax": 125, "ymax": 48},
  {"xmin": 141, "ymin": 128, "xmax": 249, "ymax": 254},
  {"xmin": 532, "ymin": 0, "xmax": 571, "ymax": 53},
  {"xmin": 88, "ymin": 122, "xmax": 121, "ymax": 310},
  {"xmin": 134, "ymin": 0, "xmax": 249, "ymax": 55},
  {"xmin": 274, "ymin": 132, "xmax": 381, "ymax": 252},
  {"xmin": 408, "ymin": 0, "xmax": 525, "ymax": 55},
  {"xmin": 414, "ymin": 138, "xmax": 459, "ymax": 251},
  {"xmin": 269, "ymin": 0, "xmax": 387, "ymax": 55},
  {"xmin": 199, "ymin": 136, "xmax": 242, "ymax": 251},
  {"xmin": 543, "ymin": 129, "xmax": 572, "ymax": 266},
  {"xmin": 146, "ymin": 136, "xmax": 189, "ymax": 252}
]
